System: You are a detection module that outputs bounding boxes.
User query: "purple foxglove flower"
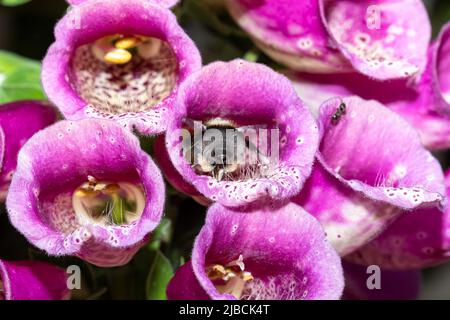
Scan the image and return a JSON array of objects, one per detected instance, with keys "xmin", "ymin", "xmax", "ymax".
[
  {"xmin": 0, "ymin": 260, "xmax": 69, "ymax": 300},
  {"xmin": 6, "ymin": 119, "xmax": 165, "ymax": 267},
  {"xmin": 342, "ymin": 262, "xmax": 420, "ymax": 300},
  {"xmin": 42, "ymin": 0, "xmax": 201, "ymax": 135},
  {"xmin": 226, "ymin": 0, "xmax": 430, "ymax": 80},
  {"xmin": 165, "ymin": 59, "xmax": 319, "ymax": 207},
  {"xmin": 286, "ymin": 22, "xmax": 450, "ymax": 150},
  {"xmin": 345, "ymin": 169, "xmax": 450, "ymax": 270},
  {"xmin": 0, "ymin": 101, "xmax": 58, "ymax": 201},
  {"xmin": 293, "ymin": 96, "xmax": 446, "ymax": 256},
  {"xmin": 167, "ymin": 203, "xmax": 344, "ymax": 300}
]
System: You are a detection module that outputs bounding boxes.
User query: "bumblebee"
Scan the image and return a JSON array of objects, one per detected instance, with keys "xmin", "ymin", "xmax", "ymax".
[{"xmin": 185, "ymin": 118, "xmax": 268, "ymax": 181}]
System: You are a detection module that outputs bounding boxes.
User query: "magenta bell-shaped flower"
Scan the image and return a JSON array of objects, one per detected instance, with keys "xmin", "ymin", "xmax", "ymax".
[
  {"xmin": 294, "ymin": 96, "xmax": 446, "ymax": 256},
  {"xmin": 167, "ymin": 203, "xmax": 344, "ymax": 300},
  {"xmin": 287, "ymin": 22, "xmax": 450, "ymax": 150},
  {"xmin": 6, "ymin": 119, "xmax": 165, "ymax": 267},
  {"xmin": 42, "ymin": 0, "xmax": 201, "ymax": 135},
  {"xmin": 226, "ymin": 0, "xmax": 430, "ymax": 80},
  {"xmin": 162, "ymin": 59, "xmax": 319, "ymax": 207}
]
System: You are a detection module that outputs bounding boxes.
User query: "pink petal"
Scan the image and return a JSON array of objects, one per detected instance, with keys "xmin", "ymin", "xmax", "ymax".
[
  {"xmin": 6, "ymin": 119, "xmax": 165, "ymax": 267},
  {"xmin": 346, "ymin": 169, "xmax": 450, "ymax": 270},
  {"xmin": 0, "ymin": 260, "xmax": 69, "ymax": 300},
  {"xmin": 295, "ymin": 96, "xmax": 446, "ymax": 255},
  {"xmin": 226, "ymin": 0, "xmax": 351, "ymax": 73},
  {"xmin": 168, "ymin": 202, "xmax": 344, "ymax": 300},
  {"xmin": 321, "ymin": 0, "xmax": 431, "ymax": 80},
  {"xmin": 166, "ymin": 60, "xmax": 319, "ymax": 207}
]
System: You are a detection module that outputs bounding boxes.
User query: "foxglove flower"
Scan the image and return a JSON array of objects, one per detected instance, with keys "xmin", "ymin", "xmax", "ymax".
[
  {"xmin": 0, "ymin": 101, "xmax": 58, "ymax": 200},
  {"xmin": 346, "ymin": 169, "xmax": 450, "ymax": 270},
  {"xmin": 6, "ymin": 119, "xmax": 165, "ymax": 267},
  {"xmin": 42, "ymin": 0, "xmax": 201, "ymax": 135},
  {"xmin": 164, "ymin": 59, "xmax": 319, "ymax": 207},
  {"xmin": 226, "ymin": 0, "xmax": 430, "ymax": 80},
  {"xmin": 293, "ymin": 96, "xmax": 445, "ymax": 256},
  {"xmin": 0, "ymin": 260, "xmax": 69, "ymax": 300},
  {"xmin": 167, "ymin": 203, "xmax": 344, "ymax": 300},
  {"xmin": 287, "ymin": 22, "xmax": 450, "ymax": 150},
  {"xmin": 342, "ymin": 262, "xmax": 420, "ymax": 300}
]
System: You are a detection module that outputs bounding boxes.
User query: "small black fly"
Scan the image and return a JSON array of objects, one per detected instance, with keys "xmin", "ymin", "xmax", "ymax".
[{"xmin": 331, "ymin": 100, "xmax": 346, "ymax": 125}]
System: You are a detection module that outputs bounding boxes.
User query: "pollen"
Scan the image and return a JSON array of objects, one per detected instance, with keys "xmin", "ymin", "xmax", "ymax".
[
  {"xmin": 104, "ymin": 48, "xmax": 133, "ymax": 65},
  {"xmin": 114, "ymin": 36, "xmax": 141, "ymax": 50}
]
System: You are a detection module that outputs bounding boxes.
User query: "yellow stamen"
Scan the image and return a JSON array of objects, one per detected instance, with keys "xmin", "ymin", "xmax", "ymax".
[
  {"xmin": 72, "ymin": 177, "xmax": 145, "ymax": 226},
  {"xmin": 93, "ymin": 182, "xmax": 108, "ymax": 192},
  {"xmin": 115, "ymin": 37, "xmax": 141, "ymax": 50},
  {"xmin": 206, "ymin": 255, "xmax": 254, "ymax": 299},
  {"xmin": 104, "ymin": 49, "xmax": 132, "ymax": 64},
  {"xmin": 74, "ymin": 189, "xmax": 95, "ymax": 197},
  {"xmin": 241, "ymin": 271, "xmax": 254, "ymax": 282}
]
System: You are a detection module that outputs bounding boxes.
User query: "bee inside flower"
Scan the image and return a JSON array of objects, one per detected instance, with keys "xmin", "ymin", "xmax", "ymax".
[{"xmin": 182, "ymin": 117, "xmax": 279, "ymax": 182}]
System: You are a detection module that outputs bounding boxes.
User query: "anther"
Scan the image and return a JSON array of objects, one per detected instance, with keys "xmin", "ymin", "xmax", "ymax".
[
  {"xmin": 114, "ymin": 36, "xmax": 141, "ymax": 50},
  {"xmin": 104, "ymin": 49, "xmax": 133, "ymax": 64}
]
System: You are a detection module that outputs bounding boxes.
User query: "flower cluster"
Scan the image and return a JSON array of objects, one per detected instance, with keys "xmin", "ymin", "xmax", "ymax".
[{"xmin": 0, "ymin": 0, "xmax": 449, "ymax": 300}]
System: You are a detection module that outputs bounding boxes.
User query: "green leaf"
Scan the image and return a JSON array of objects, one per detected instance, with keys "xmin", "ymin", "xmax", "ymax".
[
  {"xmin": 147, "ymin": 218, "xmax": 172, "ymax": 251},
  {"xmin": 146, "ymin": 251, "xmax": 173, "ymax": 300},
  {"xmin": 243, "ymin": 50, "xmax": 260, "ymax": 62},
  {"xmin": 0, "ymin": 50, "xmax": 46, "ymax": 104},
  {"xmin": 1, "ymin": 0, "xmax": 31, "ymax": 7}
]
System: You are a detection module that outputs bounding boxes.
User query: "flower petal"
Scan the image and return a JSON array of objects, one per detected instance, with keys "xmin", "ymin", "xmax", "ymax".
[
  {"xmin": 184, "ymin": 202, "xmax": 344, "ymax": 300},
  {"xmin": 0, "ymin": 260, "xmax": 69, "ymax": 300},
  {"xmin": 166, "ymin": 261, "xmax": 210, "ymax": 300},
  {"xmin": 295, "ymin": 96, "xmax": 445, "ymax": 256},
  {"xmin": 317, "ymin": 96, "xmax": 445, "ymax": 210},
  {"xmin": 153, "ymin": 134, "xmax": 201, "ymax": 198},
  {"xmin": 432, "ymin": 22, "xmax": 450, "ymax": 114},
  {"xmin": 286, "ymin": 63, "xmax": 450, "ymax": 150},
  {"xmin": 320, "ymin": 0, "xmax": 430, "ymax": 80},
  {"xmin": 294, "ymin": 163, "xmax": 399, "ymax": 255},
  {"xmin": 43, "ymin": 0, "xmax": 201, "ymax": 135},
  {"xmin": 225, "ymin": 0, "xmax": 351, "ymax": 73},
  {"xmin": 166, "ymin": 59, "xmax": 319, "ymax": 207},
  {"xmin": 0, "ymin": 101, "xmax": 58, "ymax": 200},
  {"xmin": 346, "ymin": 169, "xmax": 450, "ymax": 270},
  {"xmin": 6, "ymin": 119, "xmax": 165, "ymax": 267}
]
